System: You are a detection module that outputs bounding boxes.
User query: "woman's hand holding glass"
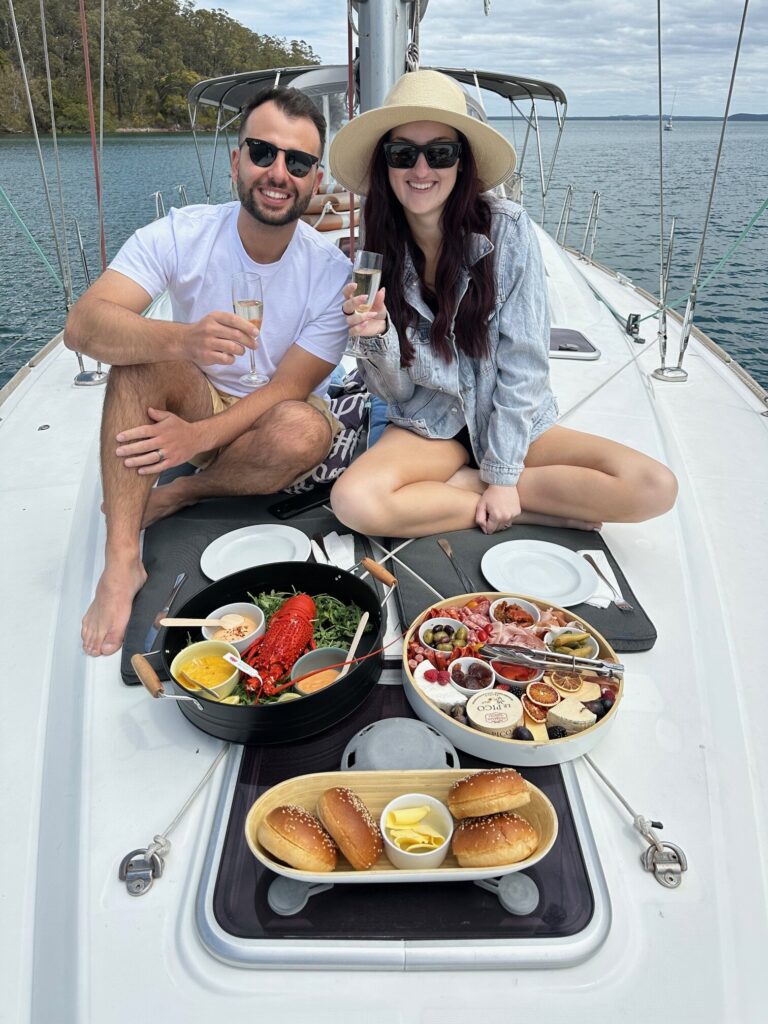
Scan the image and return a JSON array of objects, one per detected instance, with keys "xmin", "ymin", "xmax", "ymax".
[{"xmin": 342, "ymin": 281, "xmax": 389, "ymax": 357}]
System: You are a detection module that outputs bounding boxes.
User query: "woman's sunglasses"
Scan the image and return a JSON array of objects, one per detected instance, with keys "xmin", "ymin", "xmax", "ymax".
[
  {"xmin": 383, "ymin": 141, "xmax": 462, "ymax": 170},
  {"xmin": 241, "ymin": 138, "xmax": 319, "ymax": 178}
]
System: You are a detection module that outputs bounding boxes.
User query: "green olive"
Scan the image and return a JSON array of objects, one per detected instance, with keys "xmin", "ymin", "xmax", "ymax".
[
  {"xmin": 455, "ymin": 626, "xmax": 468, "ymax": 643},
  {"xmin": 437, "ymin": 643, "xmax": 453, "ymax": 652},
  {"xmin": 423, "ymin": 629, "xmax": 434, "ymax": 645}
]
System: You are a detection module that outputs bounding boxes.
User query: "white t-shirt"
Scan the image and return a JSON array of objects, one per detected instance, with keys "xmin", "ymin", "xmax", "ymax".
[{"xmin": 109, "ymin": 201, "xmax": 351, "ymax": 399}]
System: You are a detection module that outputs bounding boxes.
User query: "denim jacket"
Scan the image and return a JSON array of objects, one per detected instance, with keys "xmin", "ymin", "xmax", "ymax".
[{"xmin": 356, "ymin": 199, "xmax": 558, "ymax": 486}]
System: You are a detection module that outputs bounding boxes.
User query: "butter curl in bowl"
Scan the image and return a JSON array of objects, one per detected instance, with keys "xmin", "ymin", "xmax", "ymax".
[{"xmin": 379, "ymin": 793, "xmax": 453, "ymax": 869}]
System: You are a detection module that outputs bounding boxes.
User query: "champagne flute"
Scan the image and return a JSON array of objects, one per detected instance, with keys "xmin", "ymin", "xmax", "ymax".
[
  {"xmin": 344, "ymin": 250, "xmax": 384, "ymax": 358},
  {"xmin": 352, "ymin": 250, "xmax": 383, "ymax": 312},
  {"xmin": 232, "ymin": 271, "xmax": 269, "ymax": 388}
]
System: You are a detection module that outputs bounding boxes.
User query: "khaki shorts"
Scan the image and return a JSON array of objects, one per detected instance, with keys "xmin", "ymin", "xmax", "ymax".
[{"xmin": 190, "ymin": 381, "xmax": 341, "ymax": 483}]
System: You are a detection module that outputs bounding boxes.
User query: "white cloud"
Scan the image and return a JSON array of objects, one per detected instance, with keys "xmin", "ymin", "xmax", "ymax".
[{"xmin": 207, "ymin": 0, "xmax": 767, "ymax": 116}]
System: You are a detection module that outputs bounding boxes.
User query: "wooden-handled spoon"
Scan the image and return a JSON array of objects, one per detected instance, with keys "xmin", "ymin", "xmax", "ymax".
[
  {"xmin": 336, "ymin": 611, "xmax": 370, "ymax": 680},
  {"xmin": 160, "ymin": 614, "xmax": 245, "ymax": 629}
]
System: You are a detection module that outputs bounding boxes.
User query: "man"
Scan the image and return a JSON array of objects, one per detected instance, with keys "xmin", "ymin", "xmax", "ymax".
[{"xmin": 65, "ymin": 88, "xmax": 350, "ymax": 657}]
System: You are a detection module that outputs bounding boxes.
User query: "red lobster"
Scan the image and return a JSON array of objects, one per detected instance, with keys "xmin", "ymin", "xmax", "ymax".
[{"xmin": 241, "ymin": 594, "xmax": 316, "ymax": 697}]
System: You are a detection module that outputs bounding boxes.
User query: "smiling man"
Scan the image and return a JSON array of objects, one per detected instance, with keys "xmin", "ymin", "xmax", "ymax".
[{"xmin": 64, "ymin": 88, "xmax": 351, "ymax": 657}]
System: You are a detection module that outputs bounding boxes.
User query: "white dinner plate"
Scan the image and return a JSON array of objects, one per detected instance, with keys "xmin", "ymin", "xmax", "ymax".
[
  {"xmin": 480, "ymin": 539, "xmax": 599, "ymax": 606},
  {"xmin": 200, "ymin": 525, "xmax": 312, "ymax": 580}
]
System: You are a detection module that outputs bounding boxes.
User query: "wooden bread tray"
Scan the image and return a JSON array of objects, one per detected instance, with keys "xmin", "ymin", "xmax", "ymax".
[{"xmin": 244, "ymin": 769, "xmax": 558, "ymax": 884}]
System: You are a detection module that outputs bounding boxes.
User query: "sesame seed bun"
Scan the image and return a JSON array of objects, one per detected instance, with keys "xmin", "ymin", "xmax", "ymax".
[
  {"xmin": 451, "ymin": 812, "xmax": 539, "ymax": 868},
  {"xmin": 316, "ymin": 787, "xmax": 383, "ymax": 871},
  {"xmin": 257, "ymin": 804, "xmax": 338, "ymax": 873},
  {"xmin": 447, "ymin": 768, "xmax": 531, "ymax": 820}
]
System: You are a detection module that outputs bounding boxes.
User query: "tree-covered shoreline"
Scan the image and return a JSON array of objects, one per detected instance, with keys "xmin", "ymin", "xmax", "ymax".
[{"xmin": 0, "ymin": 0, "xmax": 319, "ymax": 134}]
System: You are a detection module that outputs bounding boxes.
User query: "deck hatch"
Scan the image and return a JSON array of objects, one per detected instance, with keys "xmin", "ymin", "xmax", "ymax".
[{"xmin": 195, "ymin": 679, "xmax": 611, "ymax": 968}]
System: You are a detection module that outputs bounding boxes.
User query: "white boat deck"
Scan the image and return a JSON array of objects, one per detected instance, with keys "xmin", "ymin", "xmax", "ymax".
[{"xmin": 2, "ymin": 235, "xmax": 767, "ymax": 1022}]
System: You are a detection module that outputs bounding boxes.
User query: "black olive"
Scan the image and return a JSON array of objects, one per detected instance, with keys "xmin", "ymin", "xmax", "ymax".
[{"xmin": 512, "ymin": 726, "xmax": 534, "ymax": 741}]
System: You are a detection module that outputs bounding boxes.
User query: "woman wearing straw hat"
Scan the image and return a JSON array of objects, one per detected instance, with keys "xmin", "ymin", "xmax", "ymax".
[{"xmin": 329, "ymin": 70, "xmax": 677, "ymax": 536}]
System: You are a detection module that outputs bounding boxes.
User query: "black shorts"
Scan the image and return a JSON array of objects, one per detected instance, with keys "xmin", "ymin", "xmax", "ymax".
[{"xmin": 452, "ymin": 425, "xmax": 479, "ymax": 469}]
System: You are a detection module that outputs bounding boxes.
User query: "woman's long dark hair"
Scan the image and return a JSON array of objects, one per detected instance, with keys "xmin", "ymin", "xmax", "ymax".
[{"xmin": 362, "ymin": 130, "xmax": 495, "ymax": 366}]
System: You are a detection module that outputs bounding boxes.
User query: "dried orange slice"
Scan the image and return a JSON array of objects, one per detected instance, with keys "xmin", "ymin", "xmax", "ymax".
[
  {"xmin": 521, "ymin": 694, "xmax": 548, "ymax": 723},
  {"xmin": 550, "ymin": 672, "xmax": 581, "ymax": 693},
  {"xmin": 526, "ymin": 681, "xmax": 560, "ymax": 707}
]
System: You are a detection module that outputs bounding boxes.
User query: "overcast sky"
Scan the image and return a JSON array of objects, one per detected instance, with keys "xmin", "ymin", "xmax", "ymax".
[{"xmin": 202, "ymin": 0, "xmax": 767, "ymax": 117}]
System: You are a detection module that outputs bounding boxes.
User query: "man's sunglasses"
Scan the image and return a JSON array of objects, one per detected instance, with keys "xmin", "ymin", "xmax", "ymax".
[
  {"xmin": 383, "ymin": 141, "xmax": 462, "ymax": 170},
  {"xmin": 240, "ymin": 137, "xmax": 319, "ymax": 178}
]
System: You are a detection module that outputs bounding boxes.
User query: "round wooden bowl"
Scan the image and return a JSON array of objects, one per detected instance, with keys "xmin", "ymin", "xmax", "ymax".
[{"xmin": 402, "ymin": 592, "xmax": 623, "ymax": 767}]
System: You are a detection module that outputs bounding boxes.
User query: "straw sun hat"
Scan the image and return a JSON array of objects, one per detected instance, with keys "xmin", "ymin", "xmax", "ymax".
[{"xmin": 329, "ymin": 69, "xmax": 516, "ymax": 196}]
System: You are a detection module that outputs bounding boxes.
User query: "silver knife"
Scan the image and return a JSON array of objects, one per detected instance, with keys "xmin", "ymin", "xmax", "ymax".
[{"xmin": 143, "ymin": 572, "xmax": 186, "ymax": 652}]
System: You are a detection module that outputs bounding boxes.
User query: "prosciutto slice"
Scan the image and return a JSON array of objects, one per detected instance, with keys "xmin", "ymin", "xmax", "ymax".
[{"xmin": 487, "ymin": 621, "xmax": 547, "ymax": 649}]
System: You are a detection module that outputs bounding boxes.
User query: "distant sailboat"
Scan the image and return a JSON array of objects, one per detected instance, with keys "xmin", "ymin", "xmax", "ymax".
[{"xmin": 664, "ymin": 88, "xmax": 677, "ymax": 130}]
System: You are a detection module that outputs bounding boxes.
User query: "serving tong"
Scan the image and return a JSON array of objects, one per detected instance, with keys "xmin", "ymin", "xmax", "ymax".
[{"xmin": 480, "ymin": 643, "xmax": 624, "ymax": 680}]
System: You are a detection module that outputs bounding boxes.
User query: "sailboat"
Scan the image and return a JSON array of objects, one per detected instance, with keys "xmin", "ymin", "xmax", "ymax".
[
  {"xmin": 664, "ymin": 88, "xmax": 677, "ymax": 130},
  {"xmin": 2, "ymin": 1, "xmax": 766, "ymax": 1020}
]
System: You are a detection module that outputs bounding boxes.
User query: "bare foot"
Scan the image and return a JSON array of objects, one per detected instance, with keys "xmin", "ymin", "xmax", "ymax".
[
  {"xmin": 82, "ymin": 555, "xmax": 148, "ymax": 657},
  {"xmin": 513, "ymin": 511, "xmax": 602, "ymax": 531},
  {"xmin": 141, "ymin": 482, "xmax": 195, "ymax": 529},
  {"xmin": 445, "ymin": 466, "xmax": 485, "ymax": 495}
]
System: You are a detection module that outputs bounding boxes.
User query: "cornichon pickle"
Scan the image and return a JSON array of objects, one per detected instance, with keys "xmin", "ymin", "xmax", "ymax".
[
  {"xmin": 552, "ymin": 631, "xmax": 590, "ymax": 648},
  {"xmin": 566, "ymin": 644, "xmax": 595, "ymax": 659}
]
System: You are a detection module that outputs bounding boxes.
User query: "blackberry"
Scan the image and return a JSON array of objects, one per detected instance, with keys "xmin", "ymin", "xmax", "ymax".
[
  {"xmin": 508, "ymin": 683, "xmax": 526, "ymax": 699},
  {"xmin": 547, "ymin": 725, "xmax": 568, "ymax": 740}
]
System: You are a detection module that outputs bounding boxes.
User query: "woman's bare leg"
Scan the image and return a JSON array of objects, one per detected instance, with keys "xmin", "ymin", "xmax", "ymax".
[
  {"xmin": 516, "ymin": 425, "xmax": 677, "ymax": 522},
  {"xmin": 332, "ymin": 424, "xmax": 676, "ymax": 538},
  {"xmin": 331, "ymin": 426, "xmax": 478, "ymax": 536}
]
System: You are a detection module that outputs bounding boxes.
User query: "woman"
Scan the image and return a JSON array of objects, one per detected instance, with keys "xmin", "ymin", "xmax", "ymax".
[{"xmin": 328, "ymin": 70, "xmax": 677, "ymax": 537}]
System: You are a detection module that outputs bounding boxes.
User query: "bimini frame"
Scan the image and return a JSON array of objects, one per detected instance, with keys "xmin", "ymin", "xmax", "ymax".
[{"xmin": 185, "ymin": 64, "xmax": 567, "ymax": 216}]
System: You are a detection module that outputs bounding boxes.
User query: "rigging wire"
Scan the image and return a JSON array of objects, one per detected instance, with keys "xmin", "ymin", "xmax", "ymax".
[
  {"xmin": 37, "ymin": 0, "xmax": 74, "ymax": 308},
  {"xmin": 6, "ymin": 0, "xmax": 67, "ymax": 310},
  {"xmin": 654, "ymin": 0, "xmax": 669, "ymax": 362},
  {"xmin": 99, "ymin": 0, "xmax": 106, "ymax": 235},
  {"xmin": 406, "ymin": 0, "xmax": 421, "ymax": 72},
  {"xmin": 673, "ymin": 0, "xmax": 751, "ymax": 372},
  {"xmin": 78, "ymin": 0, "xmax": 107, "ymax": 272}
]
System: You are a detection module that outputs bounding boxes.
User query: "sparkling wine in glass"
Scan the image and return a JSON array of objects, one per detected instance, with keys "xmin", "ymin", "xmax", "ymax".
[
  {"xmin": 345, "ymin": 250, "xmax": 385, "ymax": 358},
  {"xmin": 232, "ymin": 271, "xmax": 269, "ymax": 388},
  {"xmin": 352, "ymin": 250, "xmax": 383, "ymax": 312}
]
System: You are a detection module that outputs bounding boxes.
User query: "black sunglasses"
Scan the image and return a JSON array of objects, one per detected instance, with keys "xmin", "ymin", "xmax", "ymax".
[
  {"xmin": 383, "ymin": 140, "xmax": 462, "ymax": 170},
  {"xmin": 240, "ymin": 137, "xmax": 320, "ymax": 178}
]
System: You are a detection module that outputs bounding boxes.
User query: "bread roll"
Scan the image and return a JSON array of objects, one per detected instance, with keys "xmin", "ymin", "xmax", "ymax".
[
  {"xmin": 447, "ymin": 768, "xmax": 530, "ymax": 820},
  {"xmin": 451, "ymin": 812, "xmax": 538, "ymax": 867},
  {"xmin": 316, "ymin": 787, "xmax": 383, "ymax": 870},
  {"xmin": 257, "ymin": 804, "xmax": 338, "ymax": 872}
]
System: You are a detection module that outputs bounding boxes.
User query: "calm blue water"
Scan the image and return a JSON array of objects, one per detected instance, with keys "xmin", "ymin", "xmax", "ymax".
[{"xmin": 1, "ymin": 122, "xmax": 767, "ymax": 389}]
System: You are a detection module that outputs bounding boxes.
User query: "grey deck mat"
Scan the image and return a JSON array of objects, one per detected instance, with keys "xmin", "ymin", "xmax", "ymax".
[
  {"xmin": 388, "ymin": 525, "xmax": 656, "ymax": 652},
  {"xmin": 120, "ymin": 489, "xmax": 379, "ymax": 684}
]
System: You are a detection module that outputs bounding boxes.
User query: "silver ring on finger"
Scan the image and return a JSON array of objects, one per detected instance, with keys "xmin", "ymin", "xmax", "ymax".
[{"xmin": 156, "ymin": 449, "xmax": 164, "ymax": 463}]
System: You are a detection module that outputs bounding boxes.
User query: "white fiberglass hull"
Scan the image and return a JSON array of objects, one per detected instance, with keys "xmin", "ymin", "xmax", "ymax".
[{"xmin": 2, "ymin": 234, "xmax": 766, "ymax": 1022}]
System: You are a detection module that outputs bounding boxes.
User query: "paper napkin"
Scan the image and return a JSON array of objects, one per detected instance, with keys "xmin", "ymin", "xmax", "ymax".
[{"xmin": 314, "ymin": 531, "xmax": 356, "ymax": 571}]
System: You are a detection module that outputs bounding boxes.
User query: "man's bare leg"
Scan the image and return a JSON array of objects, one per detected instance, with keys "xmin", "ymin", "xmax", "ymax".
[
  {"xmin": 82, "ymin": 362, "xmax": 212, "ymax": 656},
  {"xmin": 142, "ymin": 400, "xmax": 332, "ymax": 527}
]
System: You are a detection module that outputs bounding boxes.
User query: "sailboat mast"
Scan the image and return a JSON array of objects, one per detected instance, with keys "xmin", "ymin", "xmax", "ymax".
[{"xmin": 355, "ymin": 0, "xmax": 415, "ymax": 111}]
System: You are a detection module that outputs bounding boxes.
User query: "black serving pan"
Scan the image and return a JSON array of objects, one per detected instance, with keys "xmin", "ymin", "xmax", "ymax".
[{"xmin": 148, "ymin": 561, "xmax": 385, "ymax": 745}]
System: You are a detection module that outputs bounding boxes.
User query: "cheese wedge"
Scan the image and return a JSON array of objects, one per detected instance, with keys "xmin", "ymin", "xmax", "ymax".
[{"xmin": 546, "ymin": 697, "xmax": 597, "ymax": 734}]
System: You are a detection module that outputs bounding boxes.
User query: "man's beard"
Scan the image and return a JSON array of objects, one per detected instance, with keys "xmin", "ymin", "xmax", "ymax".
[{"xmin": 237, "ymin": 174, "xmax": 313, "ymax": 227}]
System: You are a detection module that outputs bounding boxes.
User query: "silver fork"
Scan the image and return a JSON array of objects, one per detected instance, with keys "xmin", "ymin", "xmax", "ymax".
[{"xmin": 583, "ymin": 553, "xmax": 634, "ymax": 612}]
